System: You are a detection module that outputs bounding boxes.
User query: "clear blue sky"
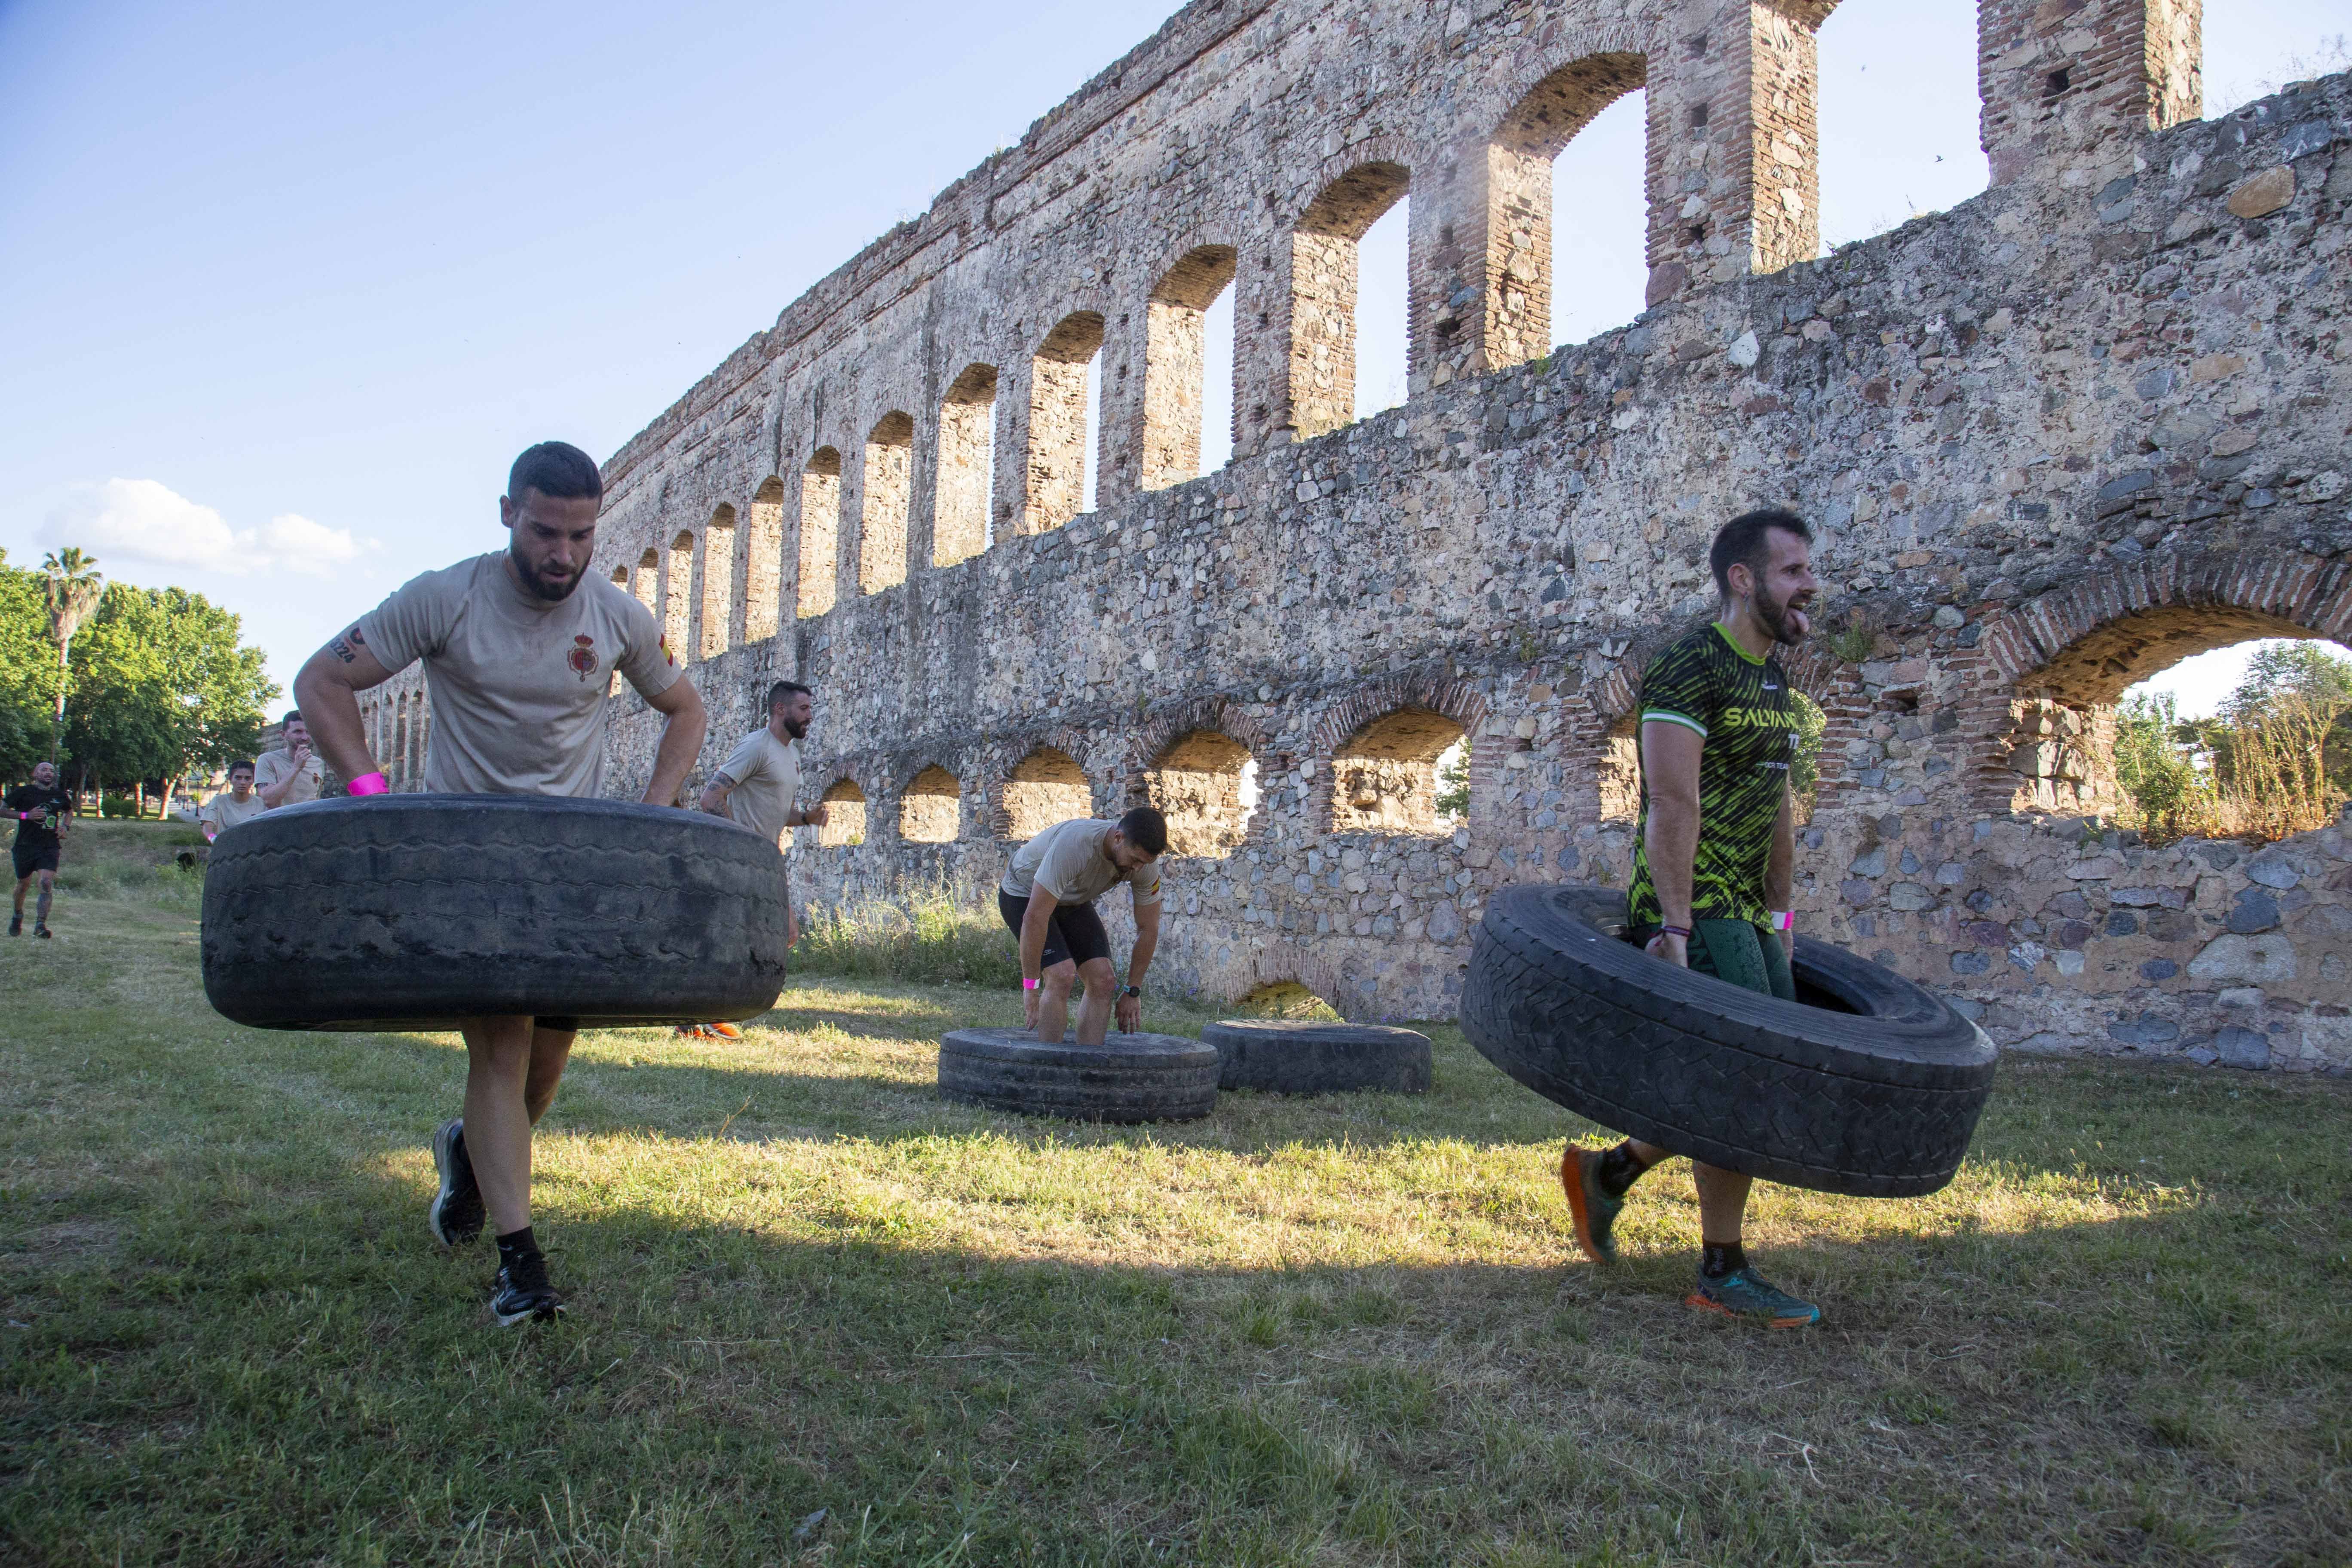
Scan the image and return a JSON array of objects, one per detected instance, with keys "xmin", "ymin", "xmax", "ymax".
[{"xmin": 1, "ymin": 1, "xmax": 2341, "ymax": 704}]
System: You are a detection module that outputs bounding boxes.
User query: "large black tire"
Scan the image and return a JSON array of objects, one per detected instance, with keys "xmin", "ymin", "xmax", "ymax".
[
  {"xmin": 1460, "ymin": 885, "xmax": 1996, "ymax": 1197},
  {"xmin": 202, "ymin": 794, "xmax": 790, "ymax": 1030},
  {"xmin": 938, "ymin": 1029, "xmax": 1220, "ymax": 1123},
  {"xmin": 1203, "ymin": 1019, "xmax": 1433, "ymax": 1094}
]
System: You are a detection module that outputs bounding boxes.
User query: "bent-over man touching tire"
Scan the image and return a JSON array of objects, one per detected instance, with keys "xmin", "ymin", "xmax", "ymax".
[
  {"xmin": 291, "ymin": 440, "xmax": 709, "ymax": 1327},
  {"xmin": 1000, "ymin": 808, "xmax": 1167, "ymax": 1046},
  {"xmin": 1561, "ymin": 507, "xmax": 1826, "ymax": 1328}
]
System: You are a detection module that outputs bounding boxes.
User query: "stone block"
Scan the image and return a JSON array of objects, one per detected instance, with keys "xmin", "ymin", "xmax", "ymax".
[
  {"xmin": 2215, "ymin": 1027, "xmax": 2272, "ymax": 1071},
  {"xmin": 2188, "ymin": 933, "xmax": 2298, "ymax": 984},
  {"xmin": 2225, "ymin": 167, "xmax": 2295, "ymax": 219}
]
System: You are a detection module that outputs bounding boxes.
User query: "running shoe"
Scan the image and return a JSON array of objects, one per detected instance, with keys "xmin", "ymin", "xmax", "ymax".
[
  {"xmin": 1686, "ymin": 1267, "xmax": 1822, "ymax": 1329},
  {"xmin": 1560, "ymin": 1143, "xmax": 1624, "ymax": 1264},
  {"xmin": 675, "ymin": 1021, "xmax": 745, "ymax": 1040},
  {"xmin": 6, "ymin": 914, "xmax": 17, "ymax": 936},
  {"xmin": 428, "ymin": 1118, "xmax": 485, "ymax": 1247},
  {"xmin": 489, "ymin": 1255, "xmax": 565, "ymax": 1327},
  {"xmin": 33, "ymin": 924, "xmax": 50, "ymax": 939}
]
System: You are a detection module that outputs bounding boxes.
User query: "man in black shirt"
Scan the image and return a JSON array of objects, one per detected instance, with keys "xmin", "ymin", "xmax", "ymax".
[{"xmin": 9, "ymin": 760, "xmax": 74, "ymax": 939}]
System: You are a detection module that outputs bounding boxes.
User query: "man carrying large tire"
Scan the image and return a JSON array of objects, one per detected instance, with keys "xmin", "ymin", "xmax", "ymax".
[
  {"xmin": 8, "ymin": 760, "xmax": 74, "ymax": 939},
  {"xmin": 687, "ymin": 679, "xmax": 826, "ymax": 1039},
  {"xmin": 1561, "ymin": 508, "xmax": 1825, "ymax": 1328},
  {"xmin": 1001, "ymin": 808, "xmax": 1167, "ymax": 1045},
  {"xmin": 291, "ymin": 440, "xmax": 709, "ymax": 1326}
]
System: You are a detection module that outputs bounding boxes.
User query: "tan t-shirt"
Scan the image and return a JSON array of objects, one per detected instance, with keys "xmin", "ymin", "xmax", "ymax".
[
  {"xmin": 254, "ymin": 747, "xmax": 324, "ymax": 806},
  {"xmin": 1000, "ymin": 818, "xmax": 1162, "ymax": 907},
  {"xmin": 200, "ymin": 789, "xmax": 267, "ymax": 834},
  {"xmin": 355, "ymin": 552, "xmax": 680, "ymax": 797},
  {"xmin": 714, "ymin": 726, "xmax": 800, "ymax": 847}
]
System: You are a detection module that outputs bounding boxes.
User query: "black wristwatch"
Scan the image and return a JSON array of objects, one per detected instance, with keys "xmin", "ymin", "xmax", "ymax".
[{"xmin": 1119, "ymin": 984, "xmax": 1141, "ymax": 998}]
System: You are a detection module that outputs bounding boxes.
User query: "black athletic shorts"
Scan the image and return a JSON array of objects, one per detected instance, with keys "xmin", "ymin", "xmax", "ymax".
[
  {"xmin": 998, "ymin": 888, "xmax": 1110, "ymax": 970},
  {"xmin": 12, "ymin": 843, "xmax": 58, "ymax": 880}
]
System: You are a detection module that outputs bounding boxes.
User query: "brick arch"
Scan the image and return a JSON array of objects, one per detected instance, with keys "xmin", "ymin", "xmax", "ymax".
[
  {"xmin": 1981, "ymin": 548, "xmax": 2352, "ymax": 705},
  {"xmin": 1966, "ymin": 548, "xmax": 2352, "ymax": 815},
  {"xmin": 992, "ymin": 732, "xmax": 1099, "ymax": 841},
  {"xmin": 1131, "ymin": 695, "xmax": 1277, "ymax": 780},
  {"xmin": 1311, "ymin": 673, "xmax": 1485, "ymax": 759}
]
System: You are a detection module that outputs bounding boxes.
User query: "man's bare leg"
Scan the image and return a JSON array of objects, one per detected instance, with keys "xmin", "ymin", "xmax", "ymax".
[
  {"xmin": 34, "ymin": 870, "xmax": 53, "ymax": 930},
  {"xmin": 1034, "ymin": 959, "xmax": 1079, "ymax": 1043},
  {"xmin": 12, "ymin": 873, "xmax": 27, "ymax": 920},
  {"xmin": 459, "ymin": 1016, "xmax": 538, "ymax": 1236},
  {"xmin": 524, "ymin": 1026, "xmax": 574, "ymax": 1126},
  {"xmin": 1071, "ymin": 956, "xmax": 1118, "ymax": 1047}
]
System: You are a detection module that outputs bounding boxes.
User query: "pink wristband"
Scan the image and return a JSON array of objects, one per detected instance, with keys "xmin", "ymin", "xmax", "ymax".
[
  {"xmin": 1022, "ymin": 978, "xmax": 1040, "ymax": 991},
  {"xmin": 346, "ymin": 772, "xmax": 390, "ymax": 796}
]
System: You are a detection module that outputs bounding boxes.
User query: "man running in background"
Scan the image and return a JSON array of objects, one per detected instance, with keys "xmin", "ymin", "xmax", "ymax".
[
  {"xmin": 9, "ymin": 760, "xmax": 74, "ymax": 938},
  {"xmin": 254, "ymin": 710, "xmax": 325, "ymax": 809},
  {"xmin": 1561, "ymin": 508, "xmax": 1825, "ymax": 1329},
  {"xmin": 200, "ymin": 762, "xmax": 265, "ymax": 841},
  {"xmin": 291, "ymin": 440, "xmax": 708, "ymax": 1326},
  {"xmin": 689, "ymin": 680, "xmax": 826, "ymax": 1039},
  {"xmin": 1001, "ymin": 808, "xmax": 1167, "ymax": 1045}
]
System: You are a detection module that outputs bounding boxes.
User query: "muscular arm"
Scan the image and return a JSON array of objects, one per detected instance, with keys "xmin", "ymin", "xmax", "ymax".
[
  {"xmin": 292, "ymin": 632, "xmax": 401, "ymax": 786},
  {"xmin": 1019, "ymin": 884, "xmax": 1061, "ymax": 982},
  {"xmin": 1767, "ymin": 784, "xmax": 1796, "ymax": 958},
  {"xmin": 1639, "ymin": 719, "xmax": 1705, "ymax": 931},
  {"xmin": 697, "ymin": 772, "xmax": 735, "ymax": 816},
  {"xmin": 641, "ymin": 677, "xmax": 709, "ymax": 808},
  {"xmin": 257, "ymin": 763, "xmax": 303, "ymax": 808},
  {"xmin": 1127, "ymin": 899, "xmax": 1161, "ymax": 987}
]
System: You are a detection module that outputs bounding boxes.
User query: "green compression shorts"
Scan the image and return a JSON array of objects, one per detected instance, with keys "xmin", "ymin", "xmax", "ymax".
[{"xmin": 1631, "ymin": 918, "xmax": 1795, "ymax": 1001}]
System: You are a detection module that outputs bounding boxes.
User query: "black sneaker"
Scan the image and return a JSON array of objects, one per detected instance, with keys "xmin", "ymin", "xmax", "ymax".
[
  {"xmin": 6, "ymin": 914, "xmax": 18, "ymax": 936},
  {"xmin": 490, "ymin": 1254, "xmax": 565, "ymax": 1326},
  {"xmin": 33, "ymin": 924, "xmax": 50, "ymax": 939},
  {"xmin": 428, "ymin": 1119, "xmax": 485, "ymax": 1247}
]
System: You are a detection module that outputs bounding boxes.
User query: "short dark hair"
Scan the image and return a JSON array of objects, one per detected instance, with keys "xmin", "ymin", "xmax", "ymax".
[
  {"xmin": 230, "ymin": 760, "xmax": 255, "ymax": 777},
  {"xmin": 1117, "ymin": 805, "xmax": 1169, "ymax": 857},
  {"xmin": 766, "ymin": 680, "xmax": 813, "ymax": 708},
  {"xmin": 282, "ymin": 708, "xmax": 302, "ymax": 726},
  {"xmin": 508, "ymin": 441, "xmax": 603, "ymax": 504},
  {"xmin": 1709, "ymin": 508, "xmax": 1813, "ymax": 598}
]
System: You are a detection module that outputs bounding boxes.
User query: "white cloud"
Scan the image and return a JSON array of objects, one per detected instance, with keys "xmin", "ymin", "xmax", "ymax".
[{"xmin": 42, "ymin": 478, "xmax": 374, "ymax": 577}]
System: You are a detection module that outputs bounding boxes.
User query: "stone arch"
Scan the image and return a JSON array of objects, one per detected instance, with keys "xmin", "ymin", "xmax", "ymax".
[
  {"xmin": 1479, "ymin": 51, "xmax": 1648, "ymax": 371},
  {"xmin": 1974, "ymin": 550, "xmax": 2352, "ymax": 815},
  {"xmin": 632, "ymin": 548, "xmax": 660, "ymax": 614},
  {"xmin": 1287, "ymin": 159, "xmax": 1410, "ymax": 444},
  {"xmin": 392, "ymin": 693, "xmax": 410, "ymax": 789},
  {"xmin": 1143, "ymin": 244, "xmax": 1239, "ymax": 492},
  {"xmin": 1143, "ymin": 730, "xmax": 1255, "ymax": 858},
  {"xmin": 935, "ymin": 364, "xmax": 998, "ymax": 567},
  {"xmin": 1328, "ymin": 707, "xmax": 1469, "ymax": 836},
  {"xmin": 817, "ymin": 778, "xmax": 867, "ymax": 848},
  {"xmin": 1025, "ymin": 312, "xmax": 1105, "ymax": 536},
  {"xmin": 899, "ymin": 765, "xmax": 962, "ymax": 844},
  {"xmin": 744, "ymin": 476, "xmax": 786, "ymax": 643},
  {"xmin": 665, "ymin": 530, "xmax": 694, "ymax": 659},
  {"xmin": 798, "ymin": 447, "xmax": 842, "ymax": 619},
  {"xmin": 999, "ymin": 744, "xmax": 1093, "ymax": 841},
  {"xmin": 700, "ymin": 503, "xmax": 736, "ymax": 659},
  {"xmin": 860, "ymin": 411, "xmax": 915, "ymax": 595}
]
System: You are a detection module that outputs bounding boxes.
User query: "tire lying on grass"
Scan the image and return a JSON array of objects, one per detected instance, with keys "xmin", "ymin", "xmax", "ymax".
[
  {"xmin": 938, "ymin": 1029, "xmax": 1220, "ymax": 1123},
  {"xmin": 202, "ymin": 794, "xmax": 791, "ymax": 1031},
  {"xmin": 1202, "ymin": 1019, "xmax": 1433, "ymax": 1094},
  {"xmin": 1461, "ymin": 885, "xmax": 1997, "ymax": 1198}
]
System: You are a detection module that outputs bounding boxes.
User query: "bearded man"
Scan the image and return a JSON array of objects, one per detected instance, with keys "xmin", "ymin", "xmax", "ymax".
[{"xmin": 1560, "ymin": 507, "xmax": 1830, "ymax": 1328}]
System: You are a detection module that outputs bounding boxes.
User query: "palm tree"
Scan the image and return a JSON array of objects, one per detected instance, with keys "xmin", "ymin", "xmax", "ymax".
[{"xmin": 40, "ymin": 547, "xmax": 104, "ymax": 765}]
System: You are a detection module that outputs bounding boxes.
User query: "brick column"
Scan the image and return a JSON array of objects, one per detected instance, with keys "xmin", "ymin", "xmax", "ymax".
[
  {"xmin": 1979, "ymin": 0, "xmax": 2202, "ymax": 187},
  {"xmin": 1642, "ymin": 0, "xmax": 1824, "ymax": 309}
]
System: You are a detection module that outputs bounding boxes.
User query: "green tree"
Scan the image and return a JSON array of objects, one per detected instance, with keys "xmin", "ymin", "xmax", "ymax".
[
  {"xmin": 1433, "ymin": 741, "xmax": 1469, "ymax": 819},
  {"xmin": 40, "ymin": 546, "xmax": 105, "ymax": 763},
  {"xmin": 2225, "ymin": 640, "xmax": 2352, "ymax": 788},
  {"xmin": 61, "ymin": 583, "xmax": 276, "ymax": 810},
  {"xmin": 0, "ymin": 551, "xmax": 57, "ymax": 780},
  {"xmin": 2114, "ymin": 690, "xmax": 2208, "ymax": 840}
]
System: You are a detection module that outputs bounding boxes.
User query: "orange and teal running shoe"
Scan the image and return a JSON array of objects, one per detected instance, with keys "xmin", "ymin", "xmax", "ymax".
[
  {"xmin": 1686, "ymin": 1268, "xmax": 1822, "ymax": 1329},
  {"xmin": 1560, "ymin": 1143, "xmax": 1624, "ymax": 1264}
]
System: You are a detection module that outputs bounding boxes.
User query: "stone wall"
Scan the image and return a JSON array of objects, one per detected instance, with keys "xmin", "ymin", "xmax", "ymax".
[{"xmin": 362, "ymin": 0, "xmax": 2352, "ymax": 1071}]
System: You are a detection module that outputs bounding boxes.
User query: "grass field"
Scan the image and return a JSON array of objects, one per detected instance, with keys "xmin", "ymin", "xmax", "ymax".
[{"xmin": 3, "ymin": 821, "xmax": 2349, "ymax": 1565}]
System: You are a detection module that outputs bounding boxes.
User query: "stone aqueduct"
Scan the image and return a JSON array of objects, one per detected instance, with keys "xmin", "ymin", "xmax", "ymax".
[{"xmin": 364, "ymin": 0, "xmax": 2352, "ymax": 1071}]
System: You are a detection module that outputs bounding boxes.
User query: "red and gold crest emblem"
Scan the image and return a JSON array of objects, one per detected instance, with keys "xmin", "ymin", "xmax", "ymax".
[{"xmin": 567, "ymin": 634, "xmax": 600, "ymax": 681}]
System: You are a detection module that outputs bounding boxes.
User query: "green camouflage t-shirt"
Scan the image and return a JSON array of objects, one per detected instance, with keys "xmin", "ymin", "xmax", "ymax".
[{"xmin": 1626, "ymin": 623, "xmax": 1801, "ymax": 928}]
